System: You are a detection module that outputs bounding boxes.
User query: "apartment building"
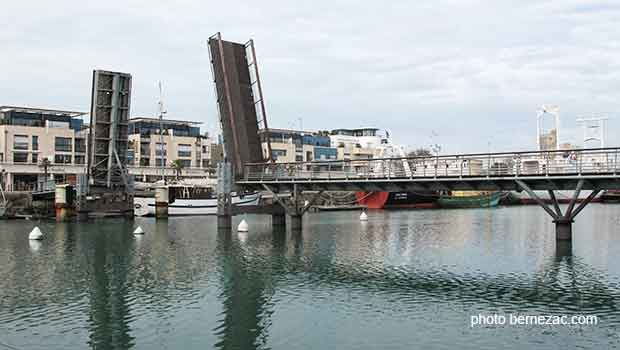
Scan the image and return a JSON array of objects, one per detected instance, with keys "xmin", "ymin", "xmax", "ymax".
[
  {"xmin": 0, "ymin": 106, "xmax": 222, "ymax": 190},
  {"xmin": 127, "ymin": 117, "xmax": 220, "ymax": 181},
  {"xmin": 330, "ymin": 128, "xmax": 386, "ymax": 161},
  {"xmin": 0, "ymin": 106, "xmax": 88, "ymax": 191},
  {"xmin": 260, "ymin": 128, "xmax": 337, "ymax": 163}
]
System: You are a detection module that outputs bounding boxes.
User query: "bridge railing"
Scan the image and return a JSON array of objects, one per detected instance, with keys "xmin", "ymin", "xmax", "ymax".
[{"xmin": 243, "ymin": 148, "xmax": 620, "ymax": 182}]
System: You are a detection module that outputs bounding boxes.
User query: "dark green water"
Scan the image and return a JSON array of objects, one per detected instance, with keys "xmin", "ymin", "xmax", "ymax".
[{"xmin": 1, "ymin": 205, "xmax": 620, "ymax": 349}]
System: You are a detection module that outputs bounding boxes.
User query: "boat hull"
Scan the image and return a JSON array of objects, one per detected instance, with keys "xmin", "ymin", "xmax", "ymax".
[
  {"xmin": 134, "ymin": 193, "xmax": 260, "ymax": 217},
  {"xmin": 356, "ymin": 191, "xmax": 439, "ymax": 209},
  {"xmin": 438, "ymin": 192, "xmax": 503, "ymax": 209}
]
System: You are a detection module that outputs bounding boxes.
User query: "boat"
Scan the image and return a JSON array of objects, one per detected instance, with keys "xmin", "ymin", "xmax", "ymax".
[
  {"xmin": 134, "ymin": 189, "xmax": 261, "ymax": 217},
  {"xmin": 356, "ymin": 191, "xmax": 439, "ymax": 209},
  {"xmin": 601, "ymin": 190, "xmax": 620, "ymax": 203},
  {"xmin": 437, "ymin": 191, "xmax": 503, "ymax": 209}
]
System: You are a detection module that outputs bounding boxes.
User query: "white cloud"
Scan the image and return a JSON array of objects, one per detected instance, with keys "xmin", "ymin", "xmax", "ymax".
[{"xmin": 0, "ymin": 0, "xmax": 618, "ymax": 153}]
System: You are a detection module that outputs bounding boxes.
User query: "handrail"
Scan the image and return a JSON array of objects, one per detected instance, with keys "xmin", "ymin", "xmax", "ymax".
[
  {"xmin": 244, "ymin": 147, "xmax": 620, "ymax": 167},
  {"xmin": 242, "ymin": 148, "xmax": 619, "ymax": 182}
]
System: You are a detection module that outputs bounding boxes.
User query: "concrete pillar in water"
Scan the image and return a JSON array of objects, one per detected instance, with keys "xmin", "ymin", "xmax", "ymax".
[
  {"xmin": 155, "ymin": 187, "xmax": 169, "ymax": 219},
  {"xmin": 217, "ymin": 215, "xmax": 232, "ymax": 230},
  {"xmin": 290, "ymin": 214, "xmax": 302, "ymax": 231},
  {"xmin": 55, "ymin": 185, "xmax": 71, "ymax": 222},
  {"xmin": 216, "ymin": 163, "xmax": 233, "ymax": 231},
  {"xmin": 272, "ymin": 213, "xmax": 286, "ymax": 228},
  {"xmin": 554, "ymin": 218, "xmax": 573, "ymax": 241}
]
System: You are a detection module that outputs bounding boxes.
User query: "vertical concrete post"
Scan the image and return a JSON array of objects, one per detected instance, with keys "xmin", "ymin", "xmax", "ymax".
[
  {"xmin": 554, "ymin": 218, "xmax": 573, "ymax": 241},
  {"xmin": 217, "ymin": 163, "xmax": 233, "ymax": 231},
  {"xmin": 155, "ymin": 186, "xmax": 169, "ymax": 219},
  {"xmin": 55, "ymin": 185, "xmax": 70, "ymax": 222}
]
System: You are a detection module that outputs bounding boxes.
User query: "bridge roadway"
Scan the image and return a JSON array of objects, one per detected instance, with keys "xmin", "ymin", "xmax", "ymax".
[{"xmin": 234, "ymin": 147, "xmax": 620, "ymax": 242}]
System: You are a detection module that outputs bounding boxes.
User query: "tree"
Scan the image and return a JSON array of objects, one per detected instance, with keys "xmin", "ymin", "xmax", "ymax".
[
  {"xmin": 407, "ymin": 148, "xmax": 433, "ymax": 158},
  {"xmin": 170, "ymin": 159, "xmax": 184, "ymax": 179}
]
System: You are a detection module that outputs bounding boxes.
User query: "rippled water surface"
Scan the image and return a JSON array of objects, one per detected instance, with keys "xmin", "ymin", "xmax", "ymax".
[{"xmin": 2, "ymin": 204, "xmax": 620, "ymax": 349}]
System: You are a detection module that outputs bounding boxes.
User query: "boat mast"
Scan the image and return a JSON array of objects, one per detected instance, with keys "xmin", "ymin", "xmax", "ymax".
[{"xmin": 158, "ymin": 82, "xmax": 167, "ymax": 183}]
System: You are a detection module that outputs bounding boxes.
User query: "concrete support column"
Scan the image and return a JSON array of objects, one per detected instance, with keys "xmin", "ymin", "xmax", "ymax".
[
  {"xmin": 155, "ymin": 187, "xmax": 169, "ymax": 219},
  {"xmin": 217, "ymin": 215, "xmax": 232, "ymax": 230},
  {"xmin": 289, "ymin": 214, "xmax": 302, "ymax": 231},
  {"xmin": 216, "ymin": 163, "xmax": 233, "ymax": 231},
  {"xmin": 55, "ymin": 185, "xmax": 71, "ymax": 222},
  {"xmin": 272, "ymin": 213, "xmax": 286, "ymax": 227},
  {"xmin": 554, "ymin": 218, "xmax": 573, "ymax": 241}
]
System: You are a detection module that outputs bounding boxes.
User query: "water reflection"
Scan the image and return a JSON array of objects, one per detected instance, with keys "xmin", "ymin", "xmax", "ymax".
[
  {"xmin": 1, "ymin": 207, "xmax": 620, "ymax": 349},
  {"xmin": 86, "ymin": 221, "xmax": 135, "ymax": 350}
]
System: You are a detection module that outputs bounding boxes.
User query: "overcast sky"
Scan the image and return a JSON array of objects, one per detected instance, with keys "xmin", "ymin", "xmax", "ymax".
[{"xmin": 1, "ymin": 0, "xmax": 618, "ymax": 153}]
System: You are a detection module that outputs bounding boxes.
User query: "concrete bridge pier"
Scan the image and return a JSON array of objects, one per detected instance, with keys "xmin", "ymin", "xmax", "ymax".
[
  {"xmin": 155, "ymin": 187, "xmax": 169, "ymax": 219},
  {"xmin": 55, "ymin": 184, "xmax": 72, "ymax": 222},
  {"xmin": 262, "ymin": 184, "xmax": 323, "ymax": 232},
  {"xmin": 217, "ymin": 163, "xmax": 233, "ymax": 231}
]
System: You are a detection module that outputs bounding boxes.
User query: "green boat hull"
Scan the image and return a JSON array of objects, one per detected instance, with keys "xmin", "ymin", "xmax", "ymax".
[{"xmin": 438, "ymin": 192, "xmax": 503, "ymax": 208}]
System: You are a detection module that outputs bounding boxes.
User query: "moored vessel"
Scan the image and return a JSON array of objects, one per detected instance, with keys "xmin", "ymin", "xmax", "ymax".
[{"xmin": 437, "ymin": 191, "xmax": 503, "ymax": 209}]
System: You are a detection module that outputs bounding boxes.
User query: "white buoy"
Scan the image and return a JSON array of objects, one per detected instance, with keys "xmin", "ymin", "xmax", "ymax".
[
  {"xmin": 238, "ymin": 219, "xmax": 249, "ymax": 232},
  {"xmin": 360, "ymin": 211, "xmax": 368, "ymax": 221},
  {"xmin": 29, "ymin": 226, "xmax": 44, "ymax": 240},
  {"xmin": 133, "ymin": 226, "xmax": 144, "ymax": 235}
]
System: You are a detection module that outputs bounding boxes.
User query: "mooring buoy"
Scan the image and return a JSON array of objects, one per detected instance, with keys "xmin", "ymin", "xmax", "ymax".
[
  {"xmin": 238, "ymin": 219, "xmax": 249, "ymax": 232},
  {"xmin": 29, "ymin": 226, "xmax": 44, "ymax": 240}
]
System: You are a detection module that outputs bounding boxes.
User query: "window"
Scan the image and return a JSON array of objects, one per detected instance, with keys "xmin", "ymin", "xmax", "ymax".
[
  {"xmin": 32, "ymin": 136, "xmax": 39, "ymax": 151},
  {"xmin": 155, "ymin": 143, "xmax": 167, "ymax": 156},
  {"xmin": 178, "ymin": 144, "xmax": 192, "ymax": 157},
  {"xmin": 127, "ymin": 150, "xmax": 135, "ymax": 165},
  {"xmin": 180, "ymin": 159, "xmax": 192, "ymax": 168},
  {"xmin": 13, "ymin": 135, "xmax": 28, "ymax": 150},
  {"xmin": 31, "ymin": 153, "xmax": 38, "ymax": 164},
  {"xmin": 295, "ymin": 155, "xmax": 303, "ymax": 162},
  {"xmin": 202, "ymin": 145, "xmax": 207, "ymax": 153},
  {"xmin": 55, "ymin": 137, "xmax": 72, "ymax": 152},
  {"xmin": 75, "ymin": 138, "xmax": 86, "ymax": 153},
  {"xmin": 54, "ymin": 154, "xmax": 72, "ymax": 164},
  {"xmin": 13, "ymin": 152, "xmax": 28, "ymax": 163},
  {"xmin": 155, "ymin": 158, "xmax": 167, "ymax": 167},
  {"xmin": 271, "ymin": 149, "xmax": 287, "ymax": 160},
  {"xmin": 75, "ymin": 155, "xmax": 85, "ymax": 165},
  {"xmin": 140, "ymin": 158, "xmax": 150, "ymax": 166}
]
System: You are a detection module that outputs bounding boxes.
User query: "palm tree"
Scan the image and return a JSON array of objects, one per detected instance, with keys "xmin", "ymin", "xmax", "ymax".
[{"xmin": 170, "ymin": 159, "xmax": 184, "ymax": 180}]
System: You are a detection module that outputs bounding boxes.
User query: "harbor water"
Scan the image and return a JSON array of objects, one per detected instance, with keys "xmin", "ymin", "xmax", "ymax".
[{"xmin": 1, "ymin": 205, "xmax": 620, "ymax": 349}]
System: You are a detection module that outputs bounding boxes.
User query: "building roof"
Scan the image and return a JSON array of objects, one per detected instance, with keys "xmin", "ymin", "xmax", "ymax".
[
  {"xmin": 331, "ymin": 128, "xmax": 379, "ymax": 133},
  {"xmin": 0, "ymin": 106, "xmax": 86, "ymax": 117},
  {"xmin": 129, "ymin": 117, "xmax": 203, "ymax": 125},
  {"xmin": 259, "ymin": 127, "xmax": 321, "ymax": 135}
]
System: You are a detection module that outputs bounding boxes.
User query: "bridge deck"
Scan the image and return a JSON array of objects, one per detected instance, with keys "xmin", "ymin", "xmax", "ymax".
[{"xmin": 238, "ymin": 148, "xmax": 620, "ymax": 191}]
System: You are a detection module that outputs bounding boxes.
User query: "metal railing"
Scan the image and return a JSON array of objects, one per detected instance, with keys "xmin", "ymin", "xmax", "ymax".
[{"xmin": 243, "ymin": 148, "xmax": 620, "ymax": 182}]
